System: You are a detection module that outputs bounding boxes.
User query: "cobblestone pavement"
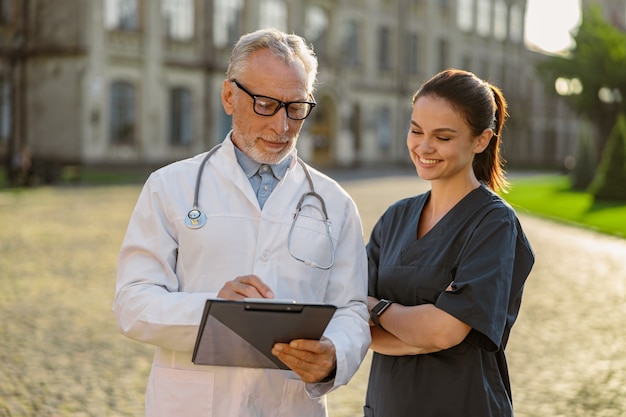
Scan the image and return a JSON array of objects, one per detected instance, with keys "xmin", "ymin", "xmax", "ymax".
[
  {"xmin": 328, "ymin": 170, "xmax": 626, "ymax": 417},
  {"xmin": 0, "ymin": 171, "xmax": 624, "ymax": 416}
]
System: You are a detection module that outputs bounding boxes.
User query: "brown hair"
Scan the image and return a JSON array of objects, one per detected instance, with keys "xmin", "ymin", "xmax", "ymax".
[{"xmin": 413, "ymin": 69, "xmax": 509, "ymax": 192}]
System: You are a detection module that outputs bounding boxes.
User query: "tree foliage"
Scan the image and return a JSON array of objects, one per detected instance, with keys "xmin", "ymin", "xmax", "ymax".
[{"xmin": 535, "ymin": 4, "xmax": 626, "ymax": 154}]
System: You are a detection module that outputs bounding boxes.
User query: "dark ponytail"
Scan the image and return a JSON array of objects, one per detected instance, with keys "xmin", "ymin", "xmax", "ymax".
[{"xmin": 473, "ymin": 84, "xmax": 509, "ymax": 193}]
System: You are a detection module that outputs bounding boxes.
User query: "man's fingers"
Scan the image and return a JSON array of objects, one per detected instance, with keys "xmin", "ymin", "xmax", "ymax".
[
  {"xmin": 217, "ymin": 275, "xmax": 274, "ymax": 300},
  {"xmin": 240, "ymin": 275, "xmax": 275, "ymax": 298},
  {"xmin": 272, "ymin": 338, "xmax": 336, "ymax": 383},
  {"xmin": 272, "ymin": 344, "xmax": 320, "ymax": 382}
]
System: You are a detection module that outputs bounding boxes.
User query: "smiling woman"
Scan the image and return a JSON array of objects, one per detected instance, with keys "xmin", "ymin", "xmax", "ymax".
[
  {"xmin": 525, "ymin": 0, "xmax": 582, "ymax": 53},
  {"xmin": 363, "ymin": 69, "xmax": 535, "ymax": 417}
]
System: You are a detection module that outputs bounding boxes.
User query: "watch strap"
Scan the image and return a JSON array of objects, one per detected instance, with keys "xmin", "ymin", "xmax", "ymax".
[{"xmin": 370, "ymin": 299, "xmax": 393, "ymax": 328}]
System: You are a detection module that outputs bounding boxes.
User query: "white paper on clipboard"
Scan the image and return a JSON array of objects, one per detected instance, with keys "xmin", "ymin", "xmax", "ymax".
[{"xmin": 192, "ymin": 299, "xmax": 336, "ymax": 370}]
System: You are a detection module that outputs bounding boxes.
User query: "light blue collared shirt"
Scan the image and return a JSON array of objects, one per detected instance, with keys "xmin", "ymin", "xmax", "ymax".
[{"xmin": 234, "ymin": 147, "xmax": 292, "ymax": 209}]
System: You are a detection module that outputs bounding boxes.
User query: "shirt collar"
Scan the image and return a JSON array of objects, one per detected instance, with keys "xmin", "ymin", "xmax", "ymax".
[{"xmin": 233, "ymin": 146, "xmax": 292, "ymax": 180}]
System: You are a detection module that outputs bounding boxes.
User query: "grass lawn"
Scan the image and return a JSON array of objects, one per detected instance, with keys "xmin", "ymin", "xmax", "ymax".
[{"xmin": 505, "ymin": 175, "xmax": 626, "ymax": 239}]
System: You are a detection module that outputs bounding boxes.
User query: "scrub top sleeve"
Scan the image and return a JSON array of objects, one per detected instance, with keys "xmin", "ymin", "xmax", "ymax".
[
  {"xmin": 366, "ymin": 216, "xmax": 384, "ymax": 297},
  {"xmin": 435, "ymin": 210, "xmax": 518, "ymax": 351}
]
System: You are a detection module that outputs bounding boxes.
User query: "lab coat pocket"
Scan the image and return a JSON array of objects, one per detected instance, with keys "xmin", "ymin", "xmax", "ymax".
[
  {"xmin": 146, "ymin": 366, "xmax": 215, "ymax": 417},
  {"xmin": 287, "ymin": 208, "xmax": 335, "ymax": 270},
  {"xmin": 277, "ymin": 378, "xmax": 326, "ymax": 417}
]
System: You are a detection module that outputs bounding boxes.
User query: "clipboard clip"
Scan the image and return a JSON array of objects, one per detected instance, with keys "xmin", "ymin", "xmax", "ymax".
[{"xmin": 244, "ymin": 303, "xmax": 304, "ymax": 312}]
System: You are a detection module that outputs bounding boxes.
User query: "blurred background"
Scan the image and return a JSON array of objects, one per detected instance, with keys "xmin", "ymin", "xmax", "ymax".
[
  {"xmin": 0, "ymin": 0, "xmax": 625, "ymax": 187},
  {"xmin": 1, "ymin": 2, "xmax": 626, "ymax": 416}
]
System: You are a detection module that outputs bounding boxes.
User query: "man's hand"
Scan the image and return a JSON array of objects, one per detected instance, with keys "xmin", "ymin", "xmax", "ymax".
[
  {"xmin": 217, "ymin": 275, "xmax": 274, "ymax": 300},
  {"xmin": 271, "ymin": 336, "xmax": 337, "ymax": 383}
]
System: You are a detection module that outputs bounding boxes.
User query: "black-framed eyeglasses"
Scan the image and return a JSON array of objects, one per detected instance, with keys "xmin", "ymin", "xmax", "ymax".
[{"xmin": 231, "ymin": 79, "xmax": 316, "ymax": 120}]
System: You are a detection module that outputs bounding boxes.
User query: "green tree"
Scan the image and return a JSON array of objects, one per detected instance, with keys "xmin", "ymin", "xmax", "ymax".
[
  {"xmin": 536, "ymin": 4, "xmax": 626, "ymax": 157},
  {"xmin": 588, "ymin": 113, "xmax": 626, "ymax": 201}
]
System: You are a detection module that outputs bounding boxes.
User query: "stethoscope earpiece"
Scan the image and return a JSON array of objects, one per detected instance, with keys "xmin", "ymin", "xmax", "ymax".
[{"xmin": 185, "ymin": 208, "xmax": 207, "ymax": 229}]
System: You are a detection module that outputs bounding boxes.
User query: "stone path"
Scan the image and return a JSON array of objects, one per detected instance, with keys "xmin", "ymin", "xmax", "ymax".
[
  {"xmin": 0, "ymin": 171, "xmax": 623, "ymax": 416},
  {"xmin": 328, "ymin": 171, "xmax": 626, "ymax": 417}
]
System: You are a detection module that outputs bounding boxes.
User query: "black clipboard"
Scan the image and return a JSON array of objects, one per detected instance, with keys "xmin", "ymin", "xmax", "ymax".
[{"xmin": 192, "ymin": 299, "xmax": 337, "ymax": 370}]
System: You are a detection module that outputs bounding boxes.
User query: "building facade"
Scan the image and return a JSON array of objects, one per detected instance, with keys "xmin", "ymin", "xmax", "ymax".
[{"xmin": 0, "ymin": 0, "xmax": 582, "ymax": 180}]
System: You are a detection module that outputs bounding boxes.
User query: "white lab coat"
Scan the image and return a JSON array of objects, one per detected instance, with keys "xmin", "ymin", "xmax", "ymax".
[{"xmin": 113, "ymin": 135, "xmax": 370, "ymax": 417}]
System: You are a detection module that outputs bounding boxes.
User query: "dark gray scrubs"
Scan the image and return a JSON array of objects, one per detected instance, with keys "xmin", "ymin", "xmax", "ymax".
[{"xmin": 364, "ymin": 184, "xmax": 534, "ymax": 417}]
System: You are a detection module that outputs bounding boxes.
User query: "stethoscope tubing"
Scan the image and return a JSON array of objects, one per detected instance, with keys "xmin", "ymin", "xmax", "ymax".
[{"xmin": 185, "ymin": 143, "xmax": 334, "ymax": 269}]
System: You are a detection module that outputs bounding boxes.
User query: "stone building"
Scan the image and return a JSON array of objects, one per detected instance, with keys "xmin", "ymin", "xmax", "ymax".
[{"xmin": 0, "ymin": 0, "xmax": 582, "ymax": 180}]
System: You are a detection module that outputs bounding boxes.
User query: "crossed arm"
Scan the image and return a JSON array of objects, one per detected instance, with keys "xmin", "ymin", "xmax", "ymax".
[{"xmin": 367, "ymin": 295, "xmax": 471, "ymax": 356}]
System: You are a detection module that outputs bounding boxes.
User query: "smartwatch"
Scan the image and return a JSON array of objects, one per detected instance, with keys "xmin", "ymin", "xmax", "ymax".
[{"xmin": 370, "ymin": 299, "xmax": 393, "ymax": 329}]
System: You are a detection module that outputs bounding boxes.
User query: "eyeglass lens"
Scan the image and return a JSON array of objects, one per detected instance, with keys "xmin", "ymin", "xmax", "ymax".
[
  {"xmin": 232, "ymin": 80, "xmax": 315, "ymax": 120},
  {"xmin": 254, "ymin": 98, "xmax": 313, "ymax": 120}
]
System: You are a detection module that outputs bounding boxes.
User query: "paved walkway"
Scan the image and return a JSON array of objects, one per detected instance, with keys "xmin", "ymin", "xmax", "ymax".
[
  {"xmin": 328, "ymin": 171, "xmax": 626, "ymax": 417},
  {"xmin": 0, "ymin": 171, "xmax": 623, "ymax": 416}
]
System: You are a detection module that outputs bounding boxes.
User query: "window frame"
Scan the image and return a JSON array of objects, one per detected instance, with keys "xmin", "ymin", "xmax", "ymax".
[
  {"xmin": 105, "ymin": 0, "xmax": 140, "ymax": 32},
  {"xmin": 377, "ymin": 26, "xmax": 392, "ymax": 72},
  {"xmin": 169, "ymin": 87, "xmax": 193, "ymax": 146},
  {"xmin": 109, "ymin": 80, "xmax": 137, "ymax": 145},
  {"xmin": 163, "ymin": 0, "xmax": 195, "ymax": 41}
]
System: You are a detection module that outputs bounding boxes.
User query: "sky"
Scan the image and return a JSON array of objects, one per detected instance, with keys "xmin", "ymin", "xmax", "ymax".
[{"xmin": 525, "ymin": 0, "xmax": 582, "ymax": 53}]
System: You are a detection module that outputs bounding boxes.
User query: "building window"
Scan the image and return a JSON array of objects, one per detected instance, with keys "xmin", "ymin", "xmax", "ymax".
[
  {"xmin": 343, "ymin": 20, "xmax": 359, "ymax": 67},
  {"xmin": 0, "ymin": 0, "xmax": 12, "ymax": 25},
  {"xmin": 493, "ymin": 0, "xmax": 508, "ymax": 41},
  {"xmin": 457, "ymin": 0, "xmax": 473, "ymax": 31},
  {"xmin": 406, "ymin": 33, "xmax": 419, "ymax": 75},
  {"xmin": 305, "ymin": 6, "xmax": 329, "ymax": 62},
  {"xmin": 461, "ymin": 54, "xmax": 472, "ymax": 72},
  {"xmin": 377, "ymin": 106, "xmax": 391, "ymax": 152},
  {"xmin": 213, "ymin": 0, "xmax": 243, "ymax": 48},
  {"xmin": 163, "ymin": 0, "xmax": 194, "ymax": 41},
  {"xmin": 219, "ymin": 110, "xmax": 232, "ymax": 144},
  {"xmin": 110, "ymin": 81, "xmax": 136, "ymax": 145},
  {"xmin": 170, "ymin": 87, "xmax": 192, "ymax": 145},
  {"xmin": 377, "ymin": 26, "xmax": 392, "ymax": 71},
  {"xmin": 437, "ymin": 38, "xmax": 449, "ymax": 71},
  {"xmin": 479, "ymin": 58, "xmax": 490, "ymax": 80},
  {"xmin": 259, "ymin": 0, "xmax": 286, "ymax": 32},
  {"xmin": 105, "ymin": 0, "xmax": 139, "ymax": 31},
  {"xmin": 476, "ymin": 0, "xmax": 491, "ymax": 37},
  {"xmin": 0, "ymin": 79, "xmax": 10, "ymax": 143},
  {"xmin": 509, "ymin": 3, "xmax": 524, "ymax": 43}
]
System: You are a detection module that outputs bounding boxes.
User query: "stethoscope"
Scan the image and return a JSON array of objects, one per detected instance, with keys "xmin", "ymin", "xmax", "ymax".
[{"xmin": 185, "ymin": 143, "xmax": 335, "ymax": 270}]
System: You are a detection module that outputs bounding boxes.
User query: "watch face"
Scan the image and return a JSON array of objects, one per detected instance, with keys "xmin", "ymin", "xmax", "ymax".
[
  {"xmin": 371, "ymin": 299, "xmax": 392, "ymax": 327},
  {"xmin": 375, "ymin": 299, "xmax": 391, "ymax": 313}
]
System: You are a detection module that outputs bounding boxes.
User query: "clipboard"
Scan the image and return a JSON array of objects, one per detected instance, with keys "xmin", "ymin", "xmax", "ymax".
[{"xmin": 192, "ymin": 299, "xmax": 337, "ymax": 370}]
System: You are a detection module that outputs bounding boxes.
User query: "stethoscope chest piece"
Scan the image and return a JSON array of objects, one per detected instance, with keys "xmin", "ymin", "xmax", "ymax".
[{"xmin": 185, "ymin": 208, "xmax": 207, "ymax": 229}]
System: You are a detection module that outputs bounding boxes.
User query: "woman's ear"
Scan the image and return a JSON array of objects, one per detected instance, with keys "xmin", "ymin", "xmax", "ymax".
[
  {"xmin": 474, "ymin": 129, "xmax": 493, "ymax": 154},
  {"xmin": 221, "ymin": 79, "xmax": 234, "ymax": 116}
]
